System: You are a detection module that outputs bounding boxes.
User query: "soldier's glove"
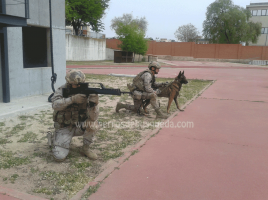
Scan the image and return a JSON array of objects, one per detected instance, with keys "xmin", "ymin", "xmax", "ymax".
[
  {"xmin": 71, "ymin": 94, "xmax": 87, "ymax": 104},
  {"xmin": 162, "ymin": 82, "xmax": 169, "ymax": 87},
  {"xmin": 88, "ymin": 94, "xmax": 99, "ymax": 107},
  {"xmin": 155, "ymin": 89, "xmax": 161, "ymax": 95}
]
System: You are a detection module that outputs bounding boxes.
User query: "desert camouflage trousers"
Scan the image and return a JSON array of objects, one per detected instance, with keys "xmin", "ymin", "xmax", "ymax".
[
  {"xmin": 51, "ymin": 106, "xmax": 99, "ymax": 161},
  {"xmin": 126, "ymin": 90, "xmax": 160, "ymax": 111}
]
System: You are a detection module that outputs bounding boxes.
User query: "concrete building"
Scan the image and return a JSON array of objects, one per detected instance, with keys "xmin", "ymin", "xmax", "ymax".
[
  {"xmin": 0, "ymin": 0, "xmax": 65, "ymax": 103},
  {"xmin": 246, "ymin": 0, "xmax": 268, "ymax": 46}
]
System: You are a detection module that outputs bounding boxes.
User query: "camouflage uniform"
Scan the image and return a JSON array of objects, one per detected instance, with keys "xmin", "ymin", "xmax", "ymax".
[
  {"xmin": 49, "ymin": 69, "xmax": 99, "ymax": 162},
  {"xmin": 116, "ymin": 62, "xmax": 168, "ymax": 119}
]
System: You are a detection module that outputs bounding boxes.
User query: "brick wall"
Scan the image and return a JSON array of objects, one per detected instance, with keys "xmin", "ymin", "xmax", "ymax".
[{"xmin": 106, "ymin": 39, "xmax": 268, "ymax": 60}]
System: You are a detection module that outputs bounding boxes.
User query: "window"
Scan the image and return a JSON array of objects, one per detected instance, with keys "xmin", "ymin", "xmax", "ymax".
[
  {"xmin": 257, "ymin": 10, "xmax": 262, "ymax": 16},
  {"xmin": 262, "ymin": 9, "xmax": 267, "ymax": 16},
  {"xmin": 261, "ymin": 28, "xmax": 268, "ymax": 34},
  {"xmin": 252, "ymin": 10, "xmax": 257, "ymax": 16},
  {"xmin": 22, "ymin": 27, "xmax": 48, "ymax": 68}
]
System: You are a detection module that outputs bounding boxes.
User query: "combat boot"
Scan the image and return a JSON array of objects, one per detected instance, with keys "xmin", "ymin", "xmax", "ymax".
[
  {"xmin": 82, "ymin": 144, "xmax": 98, "ymax": 160},
  {"xmin": 155, "ymin": 108, "xmax": 169, "ymax": 119},
  {"xmin": 116, "ymin": 102, "xmax": 128, "ymax": 113}
]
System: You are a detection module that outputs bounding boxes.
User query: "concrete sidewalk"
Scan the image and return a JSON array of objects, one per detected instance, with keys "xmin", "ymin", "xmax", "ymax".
[
  {"xmin": 87, "ymin": 61, "xmax": 268, "ymax": 200},
  {"xmin": 0, "ymin": 94, "xmax": 52, "ymax": 121}
]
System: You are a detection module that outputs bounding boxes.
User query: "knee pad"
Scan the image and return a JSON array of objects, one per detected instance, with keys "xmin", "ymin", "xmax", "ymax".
[
  {"xmin": 51, "ymin": 128, "xmax": 73, "ymax": 161},
  {"xmin": 133, "ymin": 91, "xmax": 142, "ymax": 100},
  {"xmin": 52, "ymin": 146, "xmax": 69, "ymax": 162}
]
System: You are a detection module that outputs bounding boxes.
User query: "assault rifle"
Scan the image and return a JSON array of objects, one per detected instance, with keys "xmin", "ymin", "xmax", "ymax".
[{"xmin": 62, "ymin": 82, "xmax": 131, "ymax": 98}]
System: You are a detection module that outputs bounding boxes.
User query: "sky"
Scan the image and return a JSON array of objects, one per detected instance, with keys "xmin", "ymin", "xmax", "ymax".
[{"xmin": 99, "ymin": 0, "xmax": 251, "ymax": 40}]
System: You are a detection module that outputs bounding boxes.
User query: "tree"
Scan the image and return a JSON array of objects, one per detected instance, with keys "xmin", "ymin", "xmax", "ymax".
[
  {"xmin": 174, "ymin": 23, "xmax": 199, "ymax": 42},
  {"xmin": 111, "ymin": 13, "xmax": 148, "ymax": 34},
  {"xmin": 203, "ymin": 0, "xmax": 262, "ymax": 44},
  {"xmin": 116, "ymin": 23, "xmax": 148, "ymax": 62},
  {"xmin": 66, "ymin": 0, "xmax": 110, "ymax": 35}
]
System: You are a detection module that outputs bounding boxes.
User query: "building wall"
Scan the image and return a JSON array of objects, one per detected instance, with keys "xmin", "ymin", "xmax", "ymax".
[
  {"xmin": 106, "ymin": 48, "xmax": 115, "ymax": 60},
  {"xmin": 7, "ymin": 0, "xmax": 66, "ymax": 101},
  {"xmin": 66, "ymin": 35, "xmax": 106, "ymax": 61},
  {"xmin": 0, "ymin": 39, "xmax": 2, "ymax": 102},
  {"xmin": 5, "ymin": 0, "xmax": 26, "ymax": 18},
  {"xmin": 247, "ymin": 4, "xmax": 268, "ymax": 46}
]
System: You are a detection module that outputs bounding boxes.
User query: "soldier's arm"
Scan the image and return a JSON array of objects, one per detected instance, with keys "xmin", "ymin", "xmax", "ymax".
[
  {"xmin": 142, "ymin": 73, "xmax": 155, "ymax": 93},
  {"xmin": 86, "ymin": 94, "xmax": 99, "ymax": 121},
  {"xmin": 51, "ymin": 85, "xmax": 73, "ymax": 111},
  {"xmin": 153, "ymin": 81, "xmax": 163, "ymax": 88}
]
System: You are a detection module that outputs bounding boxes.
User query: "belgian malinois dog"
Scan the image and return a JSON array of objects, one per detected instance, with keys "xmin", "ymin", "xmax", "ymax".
[{"xmin": 143, "ymin": 71, "xmax": 188, "ymax": 113}]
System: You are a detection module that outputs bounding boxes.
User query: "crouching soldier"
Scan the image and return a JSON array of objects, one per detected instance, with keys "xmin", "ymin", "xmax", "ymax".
[
  {"xmin": 48, "ymin": 69, "xmax": 99, "ymax": 162},
  {"xmin": 116, "ymin": 61, "xmax": 168, "ymax": 119}
]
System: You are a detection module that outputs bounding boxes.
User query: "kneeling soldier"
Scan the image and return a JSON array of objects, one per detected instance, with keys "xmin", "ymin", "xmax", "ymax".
[
  {"xmin": 50, "ymin": 69, "xmax": 99, "ymax": 162},
  {"xmin": 116, "ymin": 61, "xmax": 168, "ymax": 119}
]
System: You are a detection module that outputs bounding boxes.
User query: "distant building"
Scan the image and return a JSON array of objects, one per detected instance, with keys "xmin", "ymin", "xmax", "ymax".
[
  {"xmin": 66, "ymin": 25, "xmax": 105, "ymax": 39},
  {"xmin": 157, "ymin": 38, "xmax": 171, "ymax": 42},
  {"xmin": 195, "ymin": 38, "xmax": 209, "ymax": 44},
  {"xmin": 0, "ymin": 0, "xmax": 65, "ymax": 103},
  {"xmin": 246, "ymin": 1, "xmax": 268, "ymax": 46}
]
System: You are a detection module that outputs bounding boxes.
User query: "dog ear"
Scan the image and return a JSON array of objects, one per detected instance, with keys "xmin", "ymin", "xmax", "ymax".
[
  {"xmin": 178, "ymin": 71, "xmax": 181, "ymax": 76},
  {"xmin": 182, "ymin": 71, "xmax": 184, "ymax": 75}
]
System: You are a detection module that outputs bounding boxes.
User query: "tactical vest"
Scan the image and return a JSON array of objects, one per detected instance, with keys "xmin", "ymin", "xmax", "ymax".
[
  {"xmin": 53, "ymin": 97, "xmax": 87, "ymax": 129},
  {"xmin": 133, "ymin": 69, "xmax": 155, "ymax": 92}
]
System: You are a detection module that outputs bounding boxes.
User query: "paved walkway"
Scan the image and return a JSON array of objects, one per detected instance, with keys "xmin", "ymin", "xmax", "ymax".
[
  {"xmin": 0, "ymin": 94, "xmax": 52, "ymax": 121},
  {"xmin": 83, "ymin": 61, "xmax": 268, "ymax": 200}
]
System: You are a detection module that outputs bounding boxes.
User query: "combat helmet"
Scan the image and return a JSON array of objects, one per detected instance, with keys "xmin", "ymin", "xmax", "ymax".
[
  {"xmin": 65, "ymin": 69, "xmax": 86, "ymax": 85},
  {"xmin": 148, "ymin": 61, "xmax": 161, "ymax": 70}
]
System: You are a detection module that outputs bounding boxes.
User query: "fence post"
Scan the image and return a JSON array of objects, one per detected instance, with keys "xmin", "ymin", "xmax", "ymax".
[
  {"xmin": 237, "ymin": 44, "xmax": 242, "ymax": 60},
  {"xmin": 214, "ymin": 44, "xmax": 220, "ymax": 59},
  {"xmin": 261, "ymin": 46, "xmax": 266, "ymax": 60},
  {"xmin": 171, "ymin": 42, "xmax": 174, "ymax": 56}
]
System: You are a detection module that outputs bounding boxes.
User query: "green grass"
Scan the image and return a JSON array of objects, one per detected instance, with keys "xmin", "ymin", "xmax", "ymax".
[
  {"xmin": 101, "ymin": 151, "xmax": 124, "ymax": 161},
  {"xmin": 0, "ymin": 150, "xmax": 31, "ymax": 169},
  {"xmin": 0, "ymin": 137, "xmax": 12, "ymax": 145},
  {"xmin": 10, "ymin": 174, "xmax": 19, "ymax": 184},
  {"xmin": 33, "ymin": 187, "xmax": 54, "ymax": 195},
  {"xmin": 80, "ymin": 184, "xmax": 100, "ymax": 200},
  {"xmin": 31, "ymin": 167, "xmax": 39, "ymax": 174},
  {"xmin": 131, "ymin": 150, "xmax": 139, "ymax": 156},
  {"xmin": 18, "ymin": 115, "xmax": 36, "ymax": 121},
  {"xmin": 18, "ymin": 131, "xmax": 38, "ymax": 143},
  {"xmin": 5, "ymin": 122, "xmax": 27, "ymax": 137},
  {"xmin": 35, "ymin": 170, "xmax": 93, "ymax": 197}
]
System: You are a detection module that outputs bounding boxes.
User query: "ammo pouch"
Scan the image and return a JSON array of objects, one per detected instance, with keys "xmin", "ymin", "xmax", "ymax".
[
  {"xmin": 132, "ymin": 70, "xmax": 154, "ymax": 92},
  {"xmin": 127, "ymin": 83, "xmax": 136, "ymax": 92},
  {"xmin": 53, "ymin": 104, "xmax": 87, "ymax": 127}
]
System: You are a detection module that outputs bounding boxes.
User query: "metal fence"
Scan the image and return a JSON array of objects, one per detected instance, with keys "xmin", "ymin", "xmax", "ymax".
[
  {"xmin": 88, "ymin": 32, "xmax": 105, "ymax": 39},
  {"xmin": 65, "ymin": 29, "xmax": 105, "ymax": 39}
]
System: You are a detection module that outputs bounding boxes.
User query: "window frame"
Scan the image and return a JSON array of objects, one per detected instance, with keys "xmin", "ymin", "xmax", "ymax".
[
  {"xmin": 261, "ymin": 9, "xmax": 267, "ymax": 16},
  {"xmin": 252, "ymin": 10, "xmax": 257, "ymax": 16}
]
